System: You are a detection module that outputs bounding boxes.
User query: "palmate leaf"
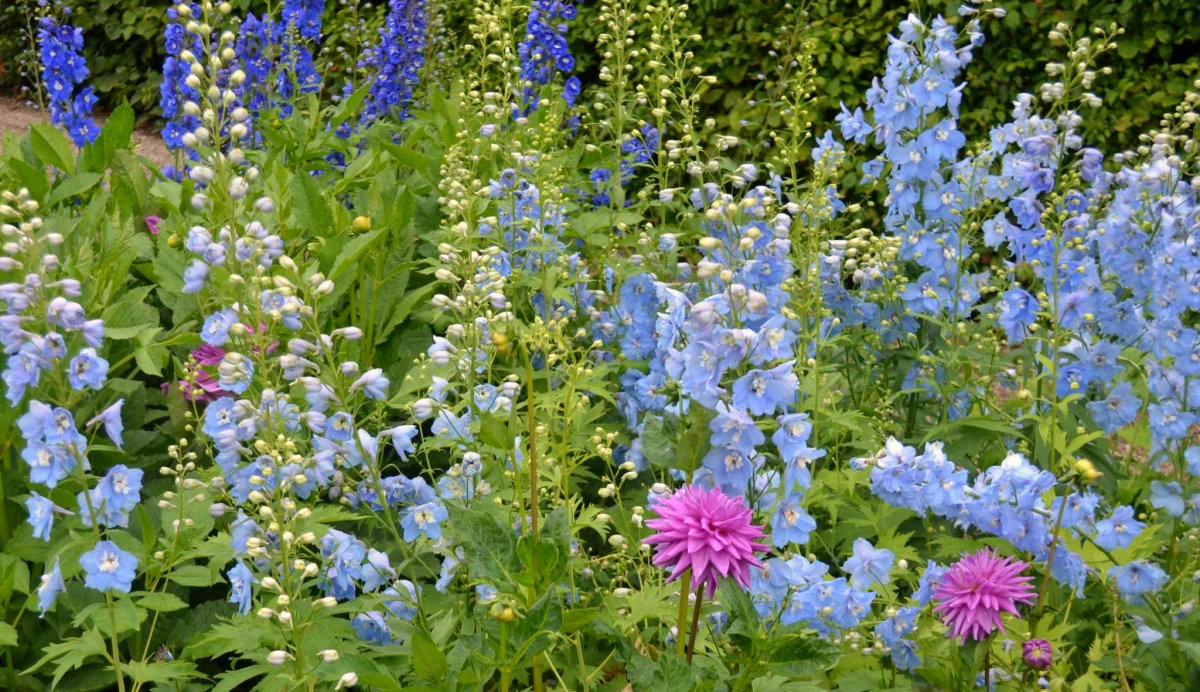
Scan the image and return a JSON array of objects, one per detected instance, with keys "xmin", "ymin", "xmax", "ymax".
[{"xmin": 23, "ymin": 628, "xmax": 109, "ymax": 689}]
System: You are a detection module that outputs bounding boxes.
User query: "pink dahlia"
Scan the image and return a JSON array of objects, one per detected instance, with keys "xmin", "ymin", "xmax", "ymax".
[
  {"xmin": 1022, "ymin": 639, "xmax": 1053, "ymax": 670},
  {"xmin": 933, "ymin": 548, "xmax": 1036, "ymax": 642},
  {"xmin": 643, "ymin": 485, "xmax": 769, "ymax": 597}
]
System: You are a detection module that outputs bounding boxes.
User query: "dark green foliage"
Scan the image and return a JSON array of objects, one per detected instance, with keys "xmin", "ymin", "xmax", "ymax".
[{"xmin": 2, "ymin": 1, "xmax": 1197, "ymax": 150}]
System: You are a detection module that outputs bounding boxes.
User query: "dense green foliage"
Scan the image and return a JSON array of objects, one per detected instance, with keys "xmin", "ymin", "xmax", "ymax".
[{"xmin": 3, "ymin": 0, "xmax": 1198, "ymax": 152}]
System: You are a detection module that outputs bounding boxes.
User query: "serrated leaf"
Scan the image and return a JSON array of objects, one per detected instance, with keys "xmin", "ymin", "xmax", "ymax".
[
  {"xmin": 47, "ymin": 171, "xmax": 103, "ymax": 207},
  {"xmin": 328, "ymin": 228, "xmax": 386, "ymax": 282},
  {"xmin": 444, "ymin": 502, "xmax": 521, "ymax": 590},
  {"xmin": 169, "ymin": 564, "xmax": 220, "ymax": 587},
  {"xmin": 411, "ymin": 628, "xmax": 448, "ymax": 684},
  {"xmin": 30, "ymin": 123, "xmax": 75, "ymax": 175},
  {"xmin": 135, "ymin": 591, "xmax": 189, "ymax": 612},
  {"xmin": 764, "ymin": 635, "xmax": 841, "ymax": 679},
  {"xmin": 290, "ymin": 171, "xmax": 333, "ymax": 237},
  {"xmin": 23, "ymin": 628, "xmax": 107, "ymax": 689}
]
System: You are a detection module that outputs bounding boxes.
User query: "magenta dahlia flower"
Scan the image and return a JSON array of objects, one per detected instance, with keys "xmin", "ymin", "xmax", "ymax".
[
  {"xmin": 933, "ymin": 548, "xmax": 1036, "ymax": 642},
  {"xmin": 1022, "ymin": 639, "xmax": 1053, "ymax": 670},
  {"xmin": 643, "ymin": 485, "xmax": 769, "ymax": 597}
]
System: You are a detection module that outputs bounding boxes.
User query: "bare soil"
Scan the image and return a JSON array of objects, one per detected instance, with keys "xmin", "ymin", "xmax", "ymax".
[{"xmin": 0, "ymin": 95, "xmax": 172, "ymax": 168}]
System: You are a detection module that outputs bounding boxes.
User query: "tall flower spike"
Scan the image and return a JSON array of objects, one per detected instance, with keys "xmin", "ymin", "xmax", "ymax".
[
  {"xmin": 361, "ymin": 0, "xmax": 428, "ymax": 124},
  {"xmin": 37, "ymin": 16, "xmax": 99, "ymax": 147},
  {"xmin": 933, "ymin": 548, "xmax": 1035, "ymax": 643},
  {"xmin": 643, "ymin": 485, "xmax": 769, "ymax": 597}
]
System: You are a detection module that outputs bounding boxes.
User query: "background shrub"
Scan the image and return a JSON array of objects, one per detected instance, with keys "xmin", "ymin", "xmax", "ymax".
[{"xmin": 2, "ymin": 0, "xmax": 1197, "ymax": 154}]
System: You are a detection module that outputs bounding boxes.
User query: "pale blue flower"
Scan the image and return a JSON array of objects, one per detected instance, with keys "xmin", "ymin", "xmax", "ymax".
[{"xmin": 80, "ymin": 540, "xmax": 138, "ymax": 593}]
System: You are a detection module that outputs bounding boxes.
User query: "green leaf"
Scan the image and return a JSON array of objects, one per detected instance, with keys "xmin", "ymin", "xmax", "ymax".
[
  {"xmin": 509, "ymin": 589, "xmax": 563, "ymax": 662},
  {"xmin": 6, "ymin": 156, "xmax": 50, "ymax": 202},
  {"xmin": 411, "ymin": 628, "xmax": 448, "ymax": 685},
  {"xmin": 124, "ymin": 660, "xmax": 204, "ymax": 685},
  {"xmin": 444, "ymin": 502, "xmax": 521, "ymax": 590},
  {"xmin": 290, "ymin": 171, "xmax": 333, "ymax": 237},
  {"xmin": 763, "ymin": 635, "xmax": 841, "ymax": 679},
  {"xmin": 30, "ymin": 123, "xmax": 75, "ymax": 175},
  {"xmin": 640, "ymin": 414, "xmax": 680, "ymax": 469},
  {"xmin": 720, "ymin": 576, "xmax": 761, "ymax": 648},
  {"xmin": 479, "ymin": 412, "xmax": 511, "ymax": 450},
  {"xmin": 560, "ymin": 607, "xmax": 599, "ymax": 634},
  {"xmin": 47, "ymin": 171, "xmax": 103, "ymax": 207},
  {"xmin": 0, "ymin": 621, "xmax": 17, "ymax": 647},
  {"xmin": 135, "ymin": 591, "xmax": 189, "ymax": 612},
  {"xmin": 212, "ymin": 664, "xmax": 273, "ymax": 692},
  {"xmin": 22, "ymin": 628, "xmax": 107, "ymax": 689},
  {"xmin": 169, "ymin": 564, "xmax": 221, "ymax": 587},
  {"xmin": 327, "ymin": 228, "xmax": 386, "ymax": 282},
  {"xmin": 186, "ymin": 618, "xmax": 277, "ymax": 660}
]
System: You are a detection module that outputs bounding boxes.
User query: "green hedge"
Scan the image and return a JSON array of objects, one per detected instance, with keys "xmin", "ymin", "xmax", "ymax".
[{"xmin": 2, "ymin": 0, "xmax": 1197, "ymax": 151}]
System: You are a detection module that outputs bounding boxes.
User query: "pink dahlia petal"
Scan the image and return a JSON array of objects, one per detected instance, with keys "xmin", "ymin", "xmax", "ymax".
[
  {"xmin": 934, "ymin": 548, "xmax": 1036, "ymax": 643},
  {"xmin": 642, "ymin": 484, "xmax": 769, "ymax": 598}
]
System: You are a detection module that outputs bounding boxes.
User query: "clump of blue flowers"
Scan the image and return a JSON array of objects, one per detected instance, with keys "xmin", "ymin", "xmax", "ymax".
[{"xmin": 36, "ymin": 16, "xmax": 99, "ymax": 147}]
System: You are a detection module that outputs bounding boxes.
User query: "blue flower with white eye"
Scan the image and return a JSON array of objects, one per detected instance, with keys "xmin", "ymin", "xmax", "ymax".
[
  {"xmin": 203, "ymin": 398, "xmax": 238, "ymax": 437},
  {"xmin": 36, "ymin": 559, "xmax": 66, "ymax": 615},
  {"xmin": 80, "ymin": 540, "xmax": 138, "ymax": 593},
  {"xmin": 731, "ymin": 361, "xmax": 797, "ymax": 416},
  {"xmin": 86, "ymin": 399, "xmax": 125, "ymax": 449},
  {"xmin": 227, "ymin": 561, "xmax": 255, "ymax": 615},
  {"xmin": 401, "ymin": 502, "xmax": 447, "ymax": 542},
  {"xmin": 841, "ymin": 538, "xmax": 893, "ymax": 588},
  {"xmin": 25, "ymin": 492, "xmax": 63, "ymax": 540},
  {"xmin": 702, "ymin": 446, "xmax": 755, "ymax": 492},
  {"xmin": 1149, "ymin": 400, "xmax": 1193, "ymax": 443},
  {"xmin": 201, "ymin": 309, "xmax": 239, "ymax": 346},
  {"xmin": 771, "ymin": 494, "xmax": 816, "ymax": 547},
  {"xmin": 327, "ymin": 412, "xmax": 354, "ymax": 442},
  {"xmin": 1087, "ymin": 382, "xmax": 1139, "ymax": 433},
  {"xmin": 98, "ymin": 465, "xmax": 143, "ymax": 514},
  {"xmin": 432, "ymin": 410, "xmax": 473, "ymax": 443},
  {"xmin": 1149, "ymin": 481, "xmax": 1185, "ymax": 518},
  {"xmin": 22, "ymin": 441, "xmax": 76, "ymax": 488},
  {"xmin": 1108, "ymin": 560, "xmax": 1167, "ymax": 604},
  {"xmin": 1093, "ymin": 505, "xmax": 1143, "ymax": 551},
  {"xmin": 708, "ymin": 405, "xmax": 764, "ymax": 456}
]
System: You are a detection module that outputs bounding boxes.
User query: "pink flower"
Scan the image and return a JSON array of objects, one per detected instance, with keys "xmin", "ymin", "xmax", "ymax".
[
  {"xmin": 144, "ymin": 216, "xmax": 163, "ymax": 235},
  {"xmin": 1022, "ymin": 639, "xmax": 1053, "ymax": 670},
  {"xmin": 933, "ymin": 548, "xmax": 1036, "ymax": 643},
  {"xmin": 193, "ymin": 344, "xmax": 226, "ymax": 365},
  {"xmin": 643, "ymin": 485, "xmax": 769, "ymax": 597}
]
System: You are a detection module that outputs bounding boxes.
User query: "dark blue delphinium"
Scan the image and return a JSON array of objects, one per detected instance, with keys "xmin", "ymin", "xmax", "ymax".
[
  {"xmin": 361, "ymin": 0, "xmax": 427, "ymax": 123},
  {"xmin": 516, "ymin": 0, "xmax": 577, "ymax": 113},
  {"xmin": 37, "ymin": 16, "xmax": 98, "ymax": 147}
]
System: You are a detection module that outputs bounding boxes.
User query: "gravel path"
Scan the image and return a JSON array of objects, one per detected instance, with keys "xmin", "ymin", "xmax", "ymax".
[{"xmin": 0, "ymin": 95, "xmax": 173, "ymax": 168}]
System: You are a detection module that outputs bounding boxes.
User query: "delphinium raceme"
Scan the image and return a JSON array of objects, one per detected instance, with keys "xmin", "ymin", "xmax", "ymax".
[
  {"xmin": 36, "ymin": 14, "xmax": 99, "ymax": 147},
  {"xmin": 361, "ymin": 0, "xmax": 428, "ymax": 124},
  {"xmin": 160, "ymin": 2, "xmax": 204, "ymax": 163},
  {"xmin": 178, "ymin": 176, "xmax": 434, "ymax": 683},
  {"xmin": 1, "ymin": 188, "xmax": 138, "ymax": 689},
  {"xmin": 160, "ymin": 1, "xmax": 251, "ymax": 175},
  {"xmin": 275, "ymin": 0, "xmax": 325, "ymax": 111},
  {"xmin": 515, "ymin": 0, "xmax": 577, "ymax": 114}
]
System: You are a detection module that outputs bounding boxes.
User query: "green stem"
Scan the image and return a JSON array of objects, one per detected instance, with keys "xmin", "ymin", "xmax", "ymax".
[{"xmin": 674, "ymin": 569, "xmax": 692, "ymax": 658}]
